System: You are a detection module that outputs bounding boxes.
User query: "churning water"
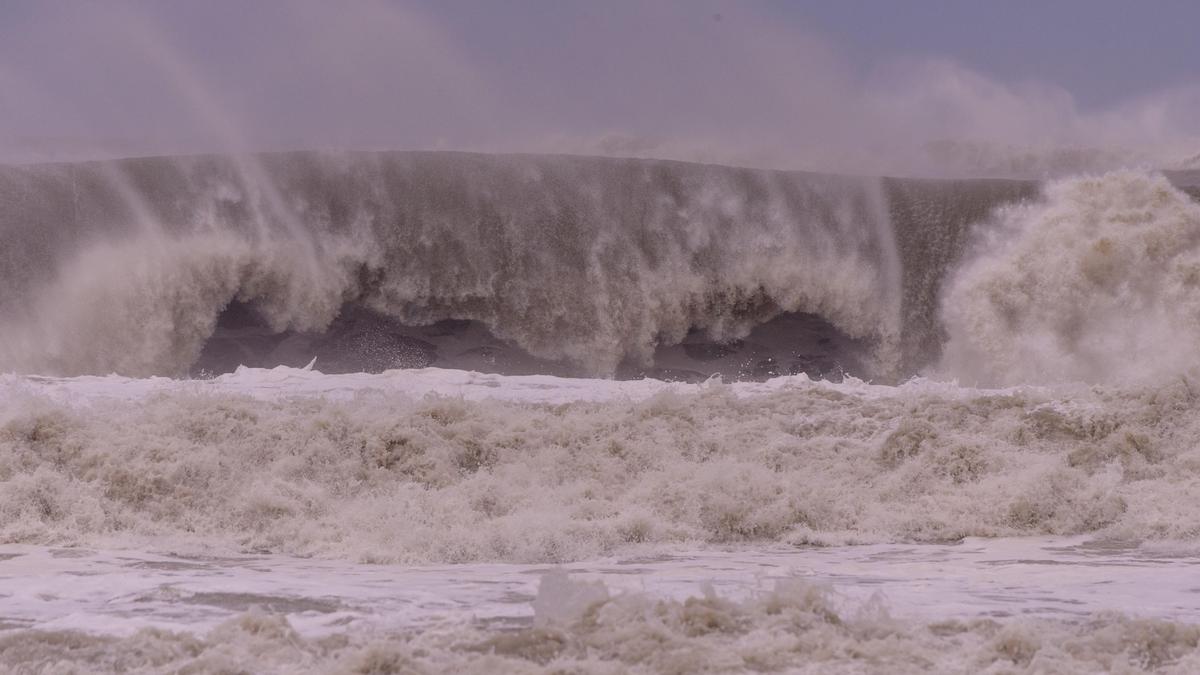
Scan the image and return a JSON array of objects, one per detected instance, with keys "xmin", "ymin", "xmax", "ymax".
[{"xmin": 4, "ymin": 152, "xmax": 1200, "ymax": 673}]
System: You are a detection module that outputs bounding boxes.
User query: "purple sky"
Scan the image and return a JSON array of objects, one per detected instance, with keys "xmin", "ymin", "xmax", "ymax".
[{"xmin": 2, "ymin": 1, "xmax": 1198, "ymax": 174}]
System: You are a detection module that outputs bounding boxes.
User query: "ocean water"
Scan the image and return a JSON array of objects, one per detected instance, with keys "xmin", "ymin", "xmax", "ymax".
[{"xmin": 3, "ymin": 152, "xmax": 1200, "ymax": 673}]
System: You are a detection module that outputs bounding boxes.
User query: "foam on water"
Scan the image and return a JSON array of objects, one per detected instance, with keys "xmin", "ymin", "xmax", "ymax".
[
  {"xmin": 3, "ymin": 366, "xmax": 1200, "ymax": 565},
  {"xmin": 3, "ymin": 537, "xmax": 1197, "ymax": 637},
  {"xmin": 3, "ymin": 540, "xmax": 1200, "ymax": 673}
]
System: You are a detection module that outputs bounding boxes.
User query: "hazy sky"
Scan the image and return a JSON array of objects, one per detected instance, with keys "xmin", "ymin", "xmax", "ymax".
[
  {"xmin": 774, "ymin": 0, "xmax": 1200, "ymax": 109},
  {"xmin": 427, "ymin": 0, "xmax": 1200, "ymax": 109},
  {"xmin": 2, "ymin": 1, "xmax": 1198, "ymax": 174}
]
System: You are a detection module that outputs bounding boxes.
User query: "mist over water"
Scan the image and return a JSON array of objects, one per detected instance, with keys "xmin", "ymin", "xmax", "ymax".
[
  {"xmin": 4, "ymin": 2, "xmax": 1200, "ymax": 174},
  {"xmin": 6, "ymin": 2, "xmax": 1200, "ymax": 673}
]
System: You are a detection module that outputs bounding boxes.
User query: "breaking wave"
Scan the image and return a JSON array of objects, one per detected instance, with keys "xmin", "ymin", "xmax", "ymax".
[
  {"xmin": 941, "ymin": 171, "xmax": 1200, "ymax": 386},
  {"xmin": 3, "ymin": 151, "xmax": 1197, "ymax": 385},
  {"xmin": 6, "ymin": 155, "xmax": 1200, "ymax": 670},
  {"xmin": 0, "ymin": 151, "xmax": 1051, "ymax": 382}
]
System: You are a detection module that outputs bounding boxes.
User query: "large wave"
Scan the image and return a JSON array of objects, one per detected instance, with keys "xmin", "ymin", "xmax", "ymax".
[
  {"xmin": 3, "ymin": 151, "xmax": 1199, "ymax": 384},
  {"xmin": 0, "ymin": 151, "xmax": 1042, "ymax": 381}
]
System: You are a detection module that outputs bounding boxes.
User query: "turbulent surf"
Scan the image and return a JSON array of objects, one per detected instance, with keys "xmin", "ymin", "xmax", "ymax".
[{"xmin": 4, "ymin": 151, "xmax": 1200, "ymax": 673}]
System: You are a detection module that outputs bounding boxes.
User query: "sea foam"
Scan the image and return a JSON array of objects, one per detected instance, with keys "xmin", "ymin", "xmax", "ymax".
[{"xmin": 3, "ymin": 368, "xmax": 1198, "ymax": 564}]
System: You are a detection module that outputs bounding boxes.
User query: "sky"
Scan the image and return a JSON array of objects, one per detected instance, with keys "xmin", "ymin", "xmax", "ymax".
[
  {"xmin": 773, "ymin": 0, "xmax": 1200, "ymax": 109},
  {"xmin": 1, "ymin": 0, "xmax": 1198, "ymax": 175}
]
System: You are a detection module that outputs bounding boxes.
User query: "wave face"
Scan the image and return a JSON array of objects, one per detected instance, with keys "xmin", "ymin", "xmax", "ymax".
[{"xmin": 0, "ymin": 151, "xmax": 1043, "ymax": 381}]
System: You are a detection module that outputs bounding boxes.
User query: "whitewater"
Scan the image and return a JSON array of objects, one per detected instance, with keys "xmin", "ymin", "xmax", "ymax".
[{"xmin": 4, "ymin": 152, "xmax": 1200, "ymax": 673}]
